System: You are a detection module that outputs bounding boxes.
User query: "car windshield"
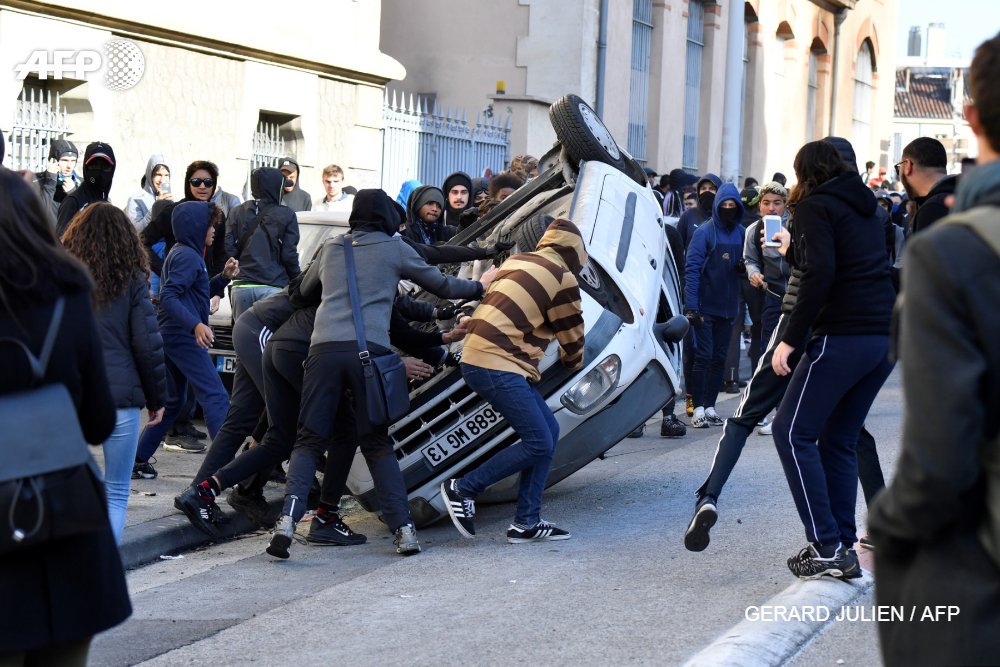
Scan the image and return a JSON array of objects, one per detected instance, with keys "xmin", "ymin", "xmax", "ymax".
[{"xmin": 297, "ymin": 222, "xmax": 343, "ymax": 266}]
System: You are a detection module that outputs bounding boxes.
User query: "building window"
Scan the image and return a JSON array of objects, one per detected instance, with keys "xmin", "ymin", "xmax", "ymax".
[
  {"xmin": 6, "ymin": 79, "xmax": 72, "ymax": 171},
  {"xmin": 852, "ymin": 41, "xmax": 875, "ymax": 163},
  {"xmin": 683, "ymin": 1, "xmax": 705, "ymax": 171},
  {"xmin": 806, "ymin": 51, "xmax": 819, "ymax": 140},
  {"xmin": 628, "ymin": 0, "xmax": 653, "ymax": 164},
  {"xmin": 251, "ymin": 111, "xmax": 303, "ymax": 170}
]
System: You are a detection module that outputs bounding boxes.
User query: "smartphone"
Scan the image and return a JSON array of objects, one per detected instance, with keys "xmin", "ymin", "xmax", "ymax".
[
  {"xmin": 160, "ymin": 181, "xmax": 171, "ymax": 195},
  {"xmin": 763, "ymin": 215, "xmax": 782, "ymax": 247}
]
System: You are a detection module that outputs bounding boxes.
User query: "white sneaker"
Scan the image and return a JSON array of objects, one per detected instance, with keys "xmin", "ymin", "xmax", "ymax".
[
  {"xmin": 691, "ymin": 407, "xmax": 708, "ymax": 429},
  {"xmin": 758, "ymin": 421, "xmax": 773, "ymax": 435}
]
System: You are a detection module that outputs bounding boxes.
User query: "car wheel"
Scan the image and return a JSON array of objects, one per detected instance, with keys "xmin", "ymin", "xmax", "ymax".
[
  {"xmin": 549, "ymin": 94, "xmax": 627, "ymax": 172},
  {"xmin": 514, "ymin": 213, "xmax": 554, "ymax": 252}
]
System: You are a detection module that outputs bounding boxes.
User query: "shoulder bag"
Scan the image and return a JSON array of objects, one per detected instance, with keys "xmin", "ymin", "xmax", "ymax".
[
  {"xmin": 0, "ymin": 297, "xmax": 110, "ymax": 554},
  {"xmin": 342, "ymin": 235, "xmax": 411, "ymax": 426}
]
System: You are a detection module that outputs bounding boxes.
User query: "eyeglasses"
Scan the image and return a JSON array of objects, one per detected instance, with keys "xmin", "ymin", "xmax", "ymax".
[
  {"xmin": 189, "ymin": 178, "xmax": 215, "ymax": 188},
  {"xmin": 894, "ymin": 159, "xmax": 909, "ymax": 178}
]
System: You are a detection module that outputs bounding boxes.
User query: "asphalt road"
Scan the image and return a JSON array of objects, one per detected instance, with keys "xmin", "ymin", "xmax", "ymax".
[{"xmin": 89, "ymin": 369, "xmax": 903, "ymax": 667}]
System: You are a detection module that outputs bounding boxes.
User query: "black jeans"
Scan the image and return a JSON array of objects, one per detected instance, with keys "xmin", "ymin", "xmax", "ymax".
[
  {"xmin": 281, "ymin": 346, "xmax": 410, "ymax": 531},
  {"xmin": 690, "ymin": 314, "xmax": 735, "ymax": 408},
  {"xmin": 193, "ymin": 311, "xmax": 268, "ymax": 486}
]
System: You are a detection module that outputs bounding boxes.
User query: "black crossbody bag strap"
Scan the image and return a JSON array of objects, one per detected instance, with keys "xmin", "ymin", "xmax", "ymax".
[
  {"xmin": 0, "ymin": 297, "xmax": 64, "ymax": 383},
  {"xmin": 342, "ymin": 235, "xmax": 372, "ymax": 366}
]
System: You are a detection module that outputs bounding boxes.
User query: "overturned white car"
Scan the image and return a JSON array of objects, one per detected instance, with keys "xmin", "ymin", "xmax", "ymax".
[{"xmin": 347, "ymin": 95, "xmax": 688, "ymax": 526}]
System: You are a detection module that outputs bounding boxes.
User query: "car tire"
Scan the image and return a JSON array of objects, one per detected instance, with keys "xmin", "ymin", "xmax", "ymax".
[
  {"xmin": 549, "ymin": 94, "xmax": 627, "ymax": 173},
  {"xmin": 515, "ymin": 213, "xmax": 554, "ymax": 252}
]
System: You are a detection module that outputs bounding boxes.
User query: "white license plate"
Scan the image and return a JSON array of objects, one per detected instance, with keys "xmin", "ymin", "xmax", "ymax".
[
  {"xmin": 214, "ymin": 355, "xmax": 237, "ymax": 373},
  {"xmin": 420, "ymin": 404, "xmax": 501, "ymax": 467}
]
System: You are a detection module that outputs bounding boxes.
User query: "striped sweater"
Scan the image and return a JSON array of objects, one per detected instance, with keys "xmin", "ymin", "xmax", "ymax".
[{"xmin": 462, "ymin": 218, "xmax": 587, "ymax": 382}]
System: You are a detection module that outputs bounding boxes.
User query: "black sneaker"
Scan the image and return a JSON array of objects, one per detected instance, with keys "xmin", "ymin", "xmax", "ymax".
[
  {"xmin": 162, "ymin": 434, "xmax": 206, "ymax": 453},
  {"xmin": 266, "ymin": 515, "xmax": 295, "ymax": 559},
  {"xmin": 394, "ymin": 524, "xmax": 421, "ymax": 555},
  {"xmin": 306, "ymin": 513, "xmax": 367, "ymax": 546},
  {"xmin": 704, "ymin": 412, "xmax": 724, "ymax": 427},
  {"xmin": 173, "ymin": 423, "xmax": 208, "ymax": 440},
  {"xmin": 723, "ymin": 381, "xmax": 741, "ymax": 394},
  {"xmin": 174, "ymin": 486, "xmax": 223, "ymax": 538},
  {"xmin": 132, "ymin": 459, "xmax": 158, "ymax": 479},
  {"xmin": 660, "ymin": 414, "xmax": 687, "ymax": 438},
  {"xmin": 441, "ymin": 479, "xmax": 476, "ymax": 538},
  {"xmin": 787, "ymin": 544, "xmax": 856, "ymax": 580},
  {"xmin": 684, "ymin": 497, "xmax": 718, "ymax": 552},
  {"xmin": 627, "ymin": 424, "xmax": 645, "ymax": 438},
  {"xmin": 506, "ymin": 520, "xmax": 571, "ymax": 543},
  {"xmin": 227, "ymin": 487, "xmax": 275, "ymax": 527}
]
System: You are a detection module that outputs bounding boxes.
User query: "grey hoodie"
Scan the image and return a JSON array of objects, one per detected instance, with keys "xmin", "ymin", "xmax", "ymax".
[{"xmin": 125, "ymin": 154, "xmax": 171, "ymax": 232}]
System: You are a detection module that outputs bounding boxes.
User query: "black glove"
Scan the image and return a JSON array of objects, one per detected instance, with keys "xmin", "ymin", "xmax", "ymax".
[
  {"xmin": 685, "ymin": 310, "xmax": 703, "ymax": 324},
  {"xmin": 444, "ymin": 351, "xmax": 462, "ymax": 367},
  {"xmin": 436, "ymin": 303, "xmax": 460, "ymax": 320},
  {"xmin": 485, "ymin": 239, "xmax": 515, "ymax": 256}
]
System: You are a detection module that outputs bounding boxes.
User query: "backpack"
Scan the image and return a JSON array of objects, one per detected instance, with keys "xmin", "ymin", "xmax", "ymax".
[{"xmin": 0, "ymin": 298, "xmax": 109, "ymax": 554}]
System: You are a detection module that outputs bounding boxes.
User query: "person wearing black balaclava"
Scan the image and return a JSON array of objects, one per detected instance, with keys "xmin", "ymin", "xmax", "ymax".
[
  {"xmin": 683, "ymin": 182, "xmax": 746, "ymax": 430},
  {"xmin": 276, "ymin": 157, "xmax": 312, "ymax": 213},
  {"xmin": 56, "ymin": 141, "xmax": 116, "ymax": 237},
  {"xmin": 677, "ymin": 173, "xmax": 722, "ymax": 251},
  {"xmin": 34, "ymin": 139, "xmax": 80, "ymax": 222}
]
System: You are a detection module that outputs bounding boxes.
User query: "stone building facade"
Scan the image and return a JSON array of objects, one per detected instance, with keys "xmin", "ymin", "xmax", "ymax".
[
  {"xmin": 381, "ymin": 0, "xmax": 898, "ymax": 184},
  {"xmin": 0, "ymin": 0, "xmax": 403, "ymax": 206}
]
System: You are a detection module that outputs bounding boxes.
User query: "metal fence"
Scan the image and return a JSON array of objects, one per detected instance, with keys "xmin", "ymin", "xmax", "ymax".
[
  {"xmin": 381, "ymin": 91, "xmax": 511, "ymax": 197},
  {"xmin": 250, "ymin": 119, "xmax": 286, "ymax": 170},
  {"xmin": 6, "ymin": 85, "xmax": 71, "ymax": 172}
]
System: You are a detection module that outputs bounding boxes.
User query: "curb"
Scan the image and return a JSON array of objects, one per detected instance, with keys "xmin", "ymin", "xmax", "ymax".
[
  {"xmin": 682, "ymin": 571, "xmax": 874, "ymax": 666},
  {"xmin": 118, "ymin": 497, "xmax": 283, "ymax": 570}
]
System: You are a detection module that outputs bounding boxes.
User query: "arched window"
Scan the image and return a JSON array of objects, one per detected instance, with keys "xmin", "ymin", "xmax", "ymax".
[{"xmin": 852, "ymin": 41, "xmax": 875, "ymax": 161}]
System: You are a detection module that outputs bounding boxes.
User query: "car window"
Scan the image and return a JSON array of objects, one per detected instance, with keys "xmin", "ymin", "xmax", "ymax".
[{"xmin": 297, "ymin": 223, "xmax": 343, "ymax": 265}]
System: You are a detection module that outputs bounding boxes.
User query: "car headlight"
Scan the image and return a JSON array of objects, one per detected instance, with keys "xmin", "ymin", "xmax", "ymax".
[{"xmin": 560, "ymin": 354, "xmax": 621, "ymax": 415}]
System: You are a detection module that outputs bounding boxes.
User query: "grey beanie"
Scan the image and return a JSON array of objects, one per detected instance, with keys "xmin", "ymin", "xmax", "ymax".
[{"xmin": 412, "ymin": 186, "xmax": 445, "ymax": 212}]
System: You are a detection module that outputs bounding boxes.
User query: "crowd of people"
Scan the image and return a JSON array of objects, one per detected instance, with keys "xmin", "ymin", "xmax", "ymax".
[{"xmin": 2, "ymin": 30, "xmax": 998, "ymax": 666}]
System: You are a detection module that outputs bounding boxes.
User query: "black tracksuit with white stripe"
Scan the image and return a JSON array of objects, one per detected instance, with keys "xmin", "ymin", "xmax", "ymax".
[{"xmin": 770, "ymin": 173, "xmax": 895, "ymax": 551}]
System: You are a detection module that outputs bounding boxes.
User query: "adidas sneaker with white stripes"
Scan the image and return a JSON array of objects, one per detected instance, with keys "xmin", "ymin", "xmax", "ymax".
[
  {"xmin": 441, "ymin": 479, "xmax": 476, "ymax": 538},
  {"xmin": 506, "ymin": 520, "xmax": 571, "ymax": 543}
]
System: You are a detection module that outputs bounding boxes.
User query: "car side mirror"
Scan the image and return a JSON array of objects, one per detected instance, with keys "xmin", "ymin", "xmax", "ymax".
[{"xmin": 654, "ymin": 315, "xmax": 689, "ymax": 344}]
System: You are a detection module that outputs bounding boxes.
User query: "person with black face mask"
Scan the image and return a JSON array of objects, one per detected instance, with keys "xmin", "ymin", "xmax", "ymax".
[
  {"xmin": 56, "ymin": 142, "xmax": 116, "ymax": 237},
  {"xmin": 677, "ymin": 173, "xmax": 721, "ymax": 251},
  {"xmin": 683, "ymin": 183, "xmax": 746, "ymax": 429}
]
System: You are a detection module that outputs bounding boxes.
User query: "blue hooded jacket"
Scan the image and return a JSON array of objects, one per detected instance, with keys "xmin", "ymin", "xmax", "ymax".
[
  {"xmin": 684, "ymin": 182, "xmax": 745, "ymax": 319},
  {"xmin": 158, "ymin": 201, "xmax": 229, "ymax": 336}
]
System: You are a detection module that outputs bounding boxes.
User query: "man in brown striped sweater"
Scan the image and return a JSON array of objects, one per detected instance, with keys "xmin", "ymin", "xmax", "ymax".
[{"xmin": 442, "ymin": 217, "xmax": 586, "ymax": 543}]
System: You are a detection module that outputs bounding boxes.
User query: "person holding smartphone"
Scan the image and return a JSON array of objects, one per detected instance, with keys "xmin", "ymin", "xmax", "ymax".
[
  {"xmin": 743, "ymin": 182, "xmax": 791, "ymax": 357},
  {"xmin": 125, "ymin": 154, "xmax": 172, "ymax": 233}
]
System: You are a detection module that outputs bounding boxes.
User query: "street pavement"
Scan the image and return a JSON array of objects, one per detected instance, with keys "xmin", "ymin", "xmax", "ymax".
[{"xmin": 89, "ymin": 363, "xmax": 902, "ymax": 666}]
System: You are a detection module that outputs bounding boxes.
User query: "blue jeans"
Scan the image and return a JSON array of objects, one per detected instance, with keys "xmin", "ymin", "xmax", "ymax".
[
  {"xmin": 458, "ymin": 364, "xmax": 560, "ymax": 526},
  {"xmin": 101, "ymin": 407, "xmax": 141, "ymax": 543},
  {"xmin": 230, "ymin": 285, "xmax": 281, "ymax": 323}
]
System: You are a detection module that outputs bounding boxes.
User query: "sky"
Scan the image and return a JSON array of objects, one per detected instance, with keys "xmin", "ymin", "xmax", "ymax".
[{"xmin": 896, "ymin": 0, "xmax": 1000, "ymax": 61}]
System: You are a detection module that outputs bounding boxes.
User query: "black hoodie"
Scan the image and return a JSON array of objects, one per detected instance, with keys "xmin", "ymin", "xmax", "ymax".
[
  {"xmin": 276, "ymin": 157, "xmax": 312, "ymax": 213},
  {"xmin": 224, "ymin": 167, "xmax": 300, "ymax": 287},
  {"xmin": 56, "ymin": 141, "xmax": 116, "ymax": 237},
  {"xmin": 782, "ymin": 172, "xmax": 896, "ymax": 348}
]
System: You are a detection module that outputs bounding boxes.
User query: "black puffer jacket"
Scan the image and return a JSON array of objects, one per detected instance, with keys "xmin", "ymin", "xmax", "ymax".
[
  {"xmin": 95, "ymin": 274, "xmax": 168, "ymax": 410},
  {"xmin": 225, "ymin": 167, "xmax": 300, "ymax": 287}
]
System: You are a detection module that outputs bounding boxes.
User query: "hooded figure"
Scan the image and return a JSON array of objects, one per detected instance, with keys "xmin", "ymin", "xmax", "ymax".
[
  {"xmin": 56, "ymin": 141, "xmax": 116, "ymax": 237},
  {"xmin": 224, "ymin": 167, "xmax": 300, "ymax": 296},
  {"xmin": 442, "ymin": 171, "xmax": 473, "ymax": 228},
  {"xmin": 276, "ymin": 157, "xmax": 312, "ymax": 212},
  {"xmin": 396, "ymin": 179, "xmax": 422, "ymax": 208},
  {"xmin": 125, "ymin": 154, "xmax": 171, "ymax": 233},
  {"xmin": 403, "ymin": 184, "xmax": 455, "ymax": 245},
  {"xmin": 685, "ymin": 182, "xmax": 746, "ymax": 320},
  {"xmin": 677, "ymin": 172, "xmax": 722, "ymax": 250}
]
